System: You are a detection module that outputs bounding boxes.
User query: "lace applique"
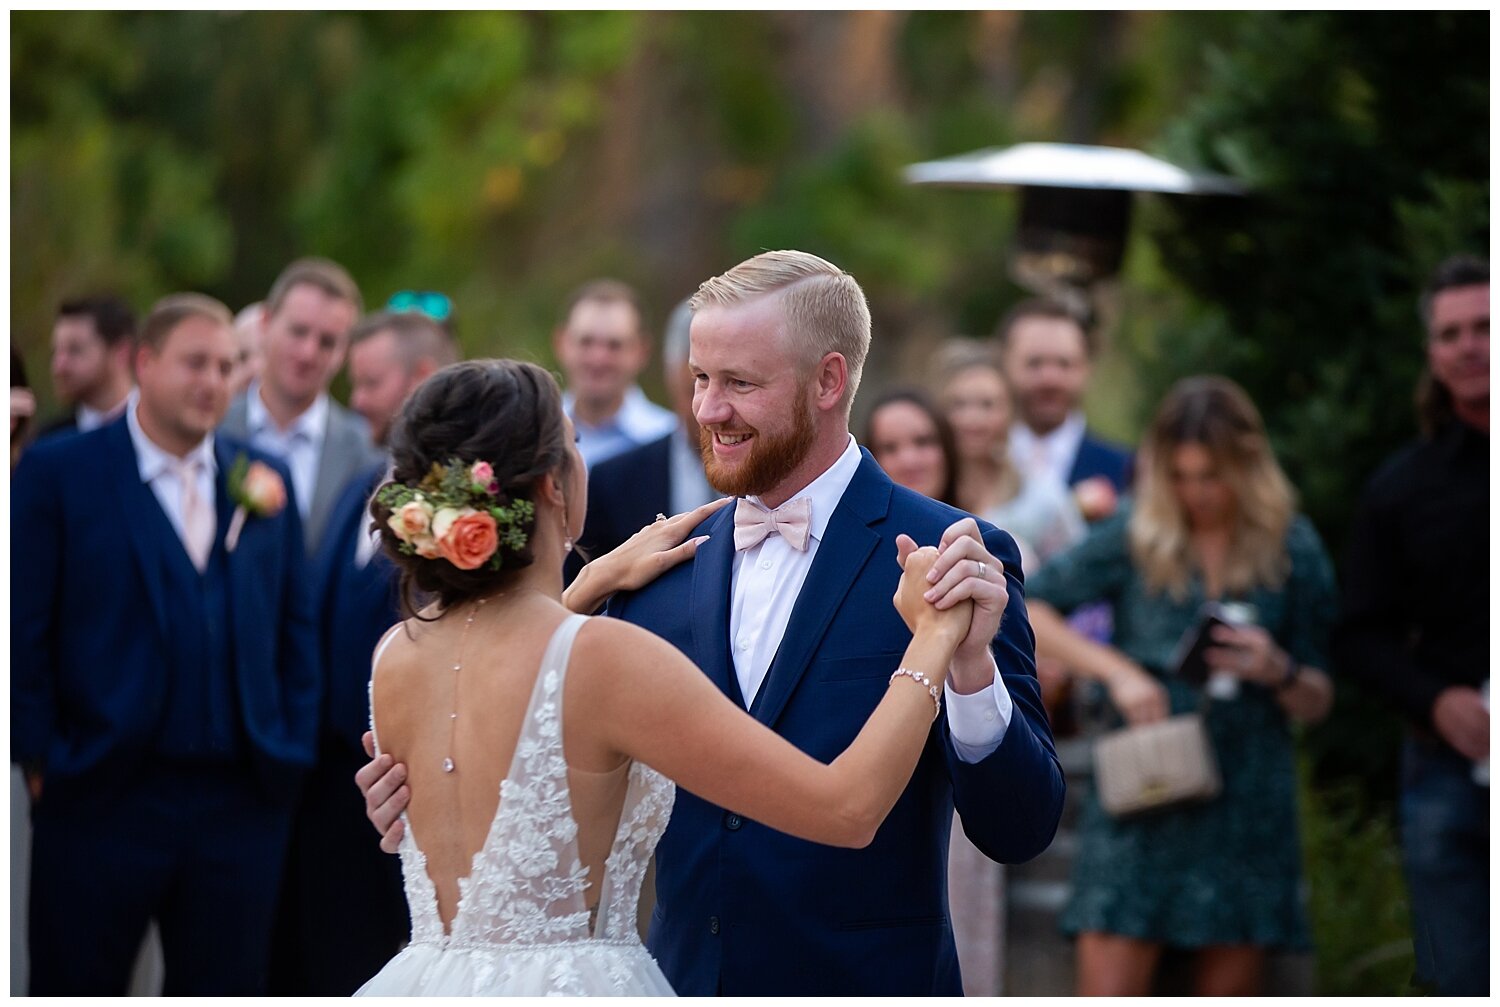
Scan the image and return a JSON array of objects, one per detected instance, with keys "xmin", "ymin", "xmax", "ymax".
[
  {"xmin": 596, "ymin": 762, "xmax": 676, "ymax": 940},
  {"xmin": 380, "ymin": 614, "xmax": 676, "ymax": 957}
]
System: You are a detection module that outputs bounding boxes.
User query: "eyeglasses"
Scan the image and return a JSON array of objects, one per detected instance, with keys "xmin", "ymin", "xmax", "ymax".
[{"xmin": 387, "ymin": 290, "xmax": 453, "ymax": 322}]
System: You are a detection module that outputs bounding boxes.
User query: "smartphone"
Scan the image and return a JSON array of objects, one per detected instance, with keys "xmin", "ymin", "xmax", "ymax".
[{"xmin": 1170, "ymin": 605, "xmax": 1238, "ymax": 686}]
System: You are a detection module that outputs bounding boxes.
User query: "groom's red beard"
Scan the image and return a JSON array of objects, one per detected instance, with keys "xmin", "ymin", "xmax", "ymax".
[{"xmin": 699, "ymin": 398, "xmax": 817, "ymax": 498}]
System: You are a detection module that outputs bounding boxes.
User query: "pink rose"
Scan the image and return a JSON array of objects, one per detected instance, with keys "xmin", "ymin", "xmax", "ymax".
[
  {"xmin": 433, "ymin": 507, "xmax": 499, "ymax": 570},
  {"xmin": 389, "ymin": 500, "xmax": 434, "ymax": 541},
  {"xmin": 470, "ymin": 461, "xmax": 495, "ymax": 492},
  {"xmin": 243, "ymin": 462, "xmax": 287, "ymax": 516},
  {"xmin": 1073, "ymin": 476, "xmax": 1119, "ymax": 522}
]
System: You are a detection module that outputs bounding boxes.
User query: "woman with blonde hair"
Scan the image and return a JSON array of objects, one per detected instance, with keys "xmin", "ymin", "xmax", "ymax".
[
  {"xmin": 1026, "ymin": 376, "xmax": 1336, "ymax": 996},
  {"xmin": 931, "ymin": 340, "xmax": 1085, "ymax": 568}
]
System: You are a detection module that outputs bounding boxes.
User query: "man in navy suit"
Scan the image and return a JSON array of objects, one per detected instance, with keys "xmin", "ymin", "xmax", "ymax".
[
  {"xmin": 12, "ymin": 293, "xmax": 319, "ymax": 993},
  {"xmin": 575, "ymin": 299, "xmax": 717, "ymax": 568},
  {"xmin": 996, "ymin": 298, "xmax": 1132, "ymax": 495},
  {"xmin": 360, "ymin": 251, "xmax": 1065, "ymax": 994},
  {"xmin": 269, "ymin": 309, "xmax": 457, "ymax": 993}
]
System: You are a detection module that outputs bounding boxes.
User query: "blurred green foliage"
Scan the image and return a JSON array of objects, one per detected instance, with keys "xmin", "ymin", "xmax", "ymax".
[{"xmin": 12, "ymin": 11, "xmax": 1243, "ymax": 413}]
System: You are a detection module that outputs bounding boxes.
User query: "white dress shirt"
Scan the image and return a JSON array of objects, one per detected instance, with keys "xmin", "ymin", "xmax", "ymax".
[
  {"xmin": 353, "ymin": 462, "xmax": 393, "ymax": 569},
  {"xmin": 1009, "ymin": 409, "xmax": 1087, "ymax": 487},
  {"xmin": 127, "ymin": 400, "xmax": 217, "ymax": 558},
  {"xmin": 77, "ymin": 389, "xmax": 134, "ymax": 433},
  {"xmin": 729, "ymin": 435, "xmax": 1011, "ymax": 761},
  {"xmin": 563, "ymin": 385, "xmax": 679, "ymax": 469},
  {"xmin": 245, "ymin": 382, "xmax": 329, "ymax": 521}
]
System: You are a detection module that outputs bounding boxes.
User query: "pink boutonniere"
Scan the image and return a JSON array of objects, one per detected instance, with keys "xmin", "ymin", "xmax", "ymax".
[{"xmin": 225, "ymin": 454, "xmax": 287, "ymax": 552}]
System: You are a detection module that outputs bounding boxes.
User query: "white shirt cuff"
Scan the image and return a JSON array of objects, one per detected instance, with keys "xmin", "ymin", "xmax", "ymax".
[{"xmin": 944, "ymin": 653, "xmax": 1013, "ymax": 764}]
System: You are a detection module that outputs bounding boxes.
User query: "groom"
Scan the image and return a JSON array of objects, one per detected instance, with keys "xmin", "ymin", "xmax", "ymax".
[{"xmin": 361, "ymin": 251, "xmax": 1065, "ymax": 994}]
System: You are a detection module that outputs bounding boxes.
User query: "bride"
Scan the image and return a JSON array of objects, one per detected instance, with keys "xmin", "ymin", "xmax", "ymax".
[{"xmin": 355, "ymin": 359, "xmax": 970, "ymax": 996}]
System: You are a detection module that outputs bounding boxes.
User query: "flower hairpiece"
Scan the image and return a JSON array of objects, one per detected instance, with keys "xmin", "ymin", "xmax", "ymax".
[{"xmin": 376, "ymin": 458, "xmax": 535, "ymax": 571}]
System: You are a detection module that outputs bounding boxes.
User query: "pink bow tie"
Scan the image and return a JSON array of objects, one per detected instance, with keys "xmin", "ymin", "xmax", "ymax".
[{"xmin": 733, "ymin": 496, "xmax": 812, "ymax": 552}]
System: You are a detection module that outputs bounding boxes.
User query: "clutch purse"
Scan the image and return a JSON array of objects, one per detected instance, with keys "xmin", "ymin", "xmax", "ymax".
[{"xmin": 1092, "ymin": 713, "xmax": 1222, "ymax": 818}]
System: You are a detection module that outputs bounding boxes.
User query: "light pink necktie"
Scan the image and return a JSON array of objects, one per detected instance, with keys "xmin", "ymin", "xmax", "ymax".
[
  {"xmin": 733, "ymin": 496, "xmax": 812, "ymax": 552},
  {"xmin": 174, "ymin": 457, "xmax": 214, "ymax": 572}
]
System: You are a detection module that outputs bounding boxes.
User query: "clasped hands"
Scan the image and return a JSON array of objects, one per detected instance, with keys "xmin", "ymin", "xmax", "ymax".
[{"xmin": 895, "ymin": 516, "xmax": 1009, "ymax": 696}]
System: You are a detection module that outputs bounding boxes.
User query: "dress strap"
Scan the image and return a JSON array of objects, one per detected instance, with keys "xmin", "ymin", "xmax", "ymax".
[
  {"xmin": 367, "ymin": 623, "xmax": 406, "ymax": 757},
  {"xmin": 537, "ymin": 613, "xmax": 589, "ymax": 689}
]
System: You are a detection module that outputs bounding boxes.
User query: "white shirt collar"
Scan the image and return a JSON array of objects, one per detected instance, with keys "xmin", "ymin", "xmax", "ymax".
[
  {"xmin": 747, "ymin": 433, "xmax": 861, "ymax": 545},
  {"xmin": 1010, "ymin": 410, "xmax": 1086, "ymax": 477},
  {"xmin": 246, "ymin": 380, "xmax": 329, "ymax": 444},
  {"xmin": 126, "ymin": 397, "xmax": 217, "ymax": 484},
  {"xmin": 562, "ymin": 385, "xmax": 674, "ymax": 440},
  {"xmin": 77, "ymin": 388, "xmax": 135, "ymax": 433}
]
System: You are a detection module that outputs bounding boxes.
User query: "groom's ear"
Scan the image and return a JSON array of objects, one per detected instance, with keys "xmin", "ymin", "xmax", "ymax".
[{"xmin": 894, "ymin": 533, "xmax": 918, "ymax": 570}]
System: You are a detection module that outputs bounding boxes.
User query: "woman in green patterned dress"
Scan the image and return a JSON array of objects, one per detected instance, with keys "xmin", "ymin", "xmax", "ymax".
[{"xmin": 1027, "ymin": 377, "xmax": 1337, "ymax": 996}]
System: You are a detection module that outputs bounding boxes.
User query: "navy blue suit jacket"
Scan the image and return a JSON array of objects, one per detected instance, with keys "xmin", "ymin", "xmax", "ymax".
[
  {"xmin": 607, "ymin": 449, "xmax": 1065, "ymax": 995},
  {"xmin": 1068, "ymin": 430, "xmax": 1132, "ymax": 492},
  {"xmin": 11, "ymin": 418, "xmax": 320, "ymax": 796},
  {"xmin": 314, "ymin": 461, "xmax": 401, "ymax": 753},
  {"xmin": 579, "ymin": 432, "xmax": 673, "ymax": 560}
]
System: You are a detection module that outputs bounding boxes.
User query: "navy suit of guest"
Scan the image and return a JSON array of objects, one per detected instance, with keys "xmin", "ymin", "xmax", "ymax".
[
  {"xmin": 12, "ymin": 416, "xmax": 318, "ymax": 994},
  {"xmin": 1068, "ymin": 431, "xmax": 1132, "ymax": 492},
  {"xmin": 270, "ymin": 462, "xmax": 408, "ymax": 993},
  {"xmin": 580, "ymin": 431, "xmax": 673, "ymax": 559},
  {"xmin": 607, "ymin": 449, "xmax": 1065, "ymax": 995}
]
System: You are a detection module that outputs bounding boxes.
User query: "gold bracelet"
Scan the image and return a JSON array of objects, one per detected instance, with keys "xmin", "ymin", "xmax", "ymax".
[{"xmin": 890, "ymin": 667, "xmax": 942, "ymax": 721}]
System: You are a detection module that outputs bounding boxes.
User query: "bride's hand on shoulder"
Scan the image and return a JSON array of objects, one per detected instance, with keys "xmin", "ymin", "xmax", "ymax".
[
  {"xmin": 563, "ymin": 496, "xmax": 733, "ymax": 613},
  {"xmin": 893, "ymin": 534, "xmax": 971, "ymax": 643}
]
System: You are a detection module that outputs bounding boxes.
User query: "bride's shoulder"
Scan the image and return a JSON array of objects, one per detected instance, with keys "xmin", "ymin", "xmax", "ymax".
[{"xmin": 570, "ymin": 616, "xmax": 692, "ymax": 678}]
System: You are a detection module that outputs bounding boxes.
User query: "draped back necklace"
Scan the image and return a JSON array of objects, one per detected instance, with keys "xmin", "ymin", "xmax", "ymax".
[{"xmin": 443, "ymin": 595, "xmax": 487, "ymax": 773}]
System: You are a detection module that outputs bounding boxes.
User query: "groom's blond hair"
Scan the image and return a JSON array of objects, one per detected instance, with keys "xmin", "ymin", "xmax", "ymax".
[{"xmin": 691, "ymin": 250, "xmax": 872, "ymax": 414}]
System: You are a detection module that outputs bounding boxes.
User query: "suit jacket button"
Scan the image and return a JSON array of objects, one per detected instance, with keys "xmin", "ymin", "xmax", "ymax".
[
  {"xmin": 724, "ymin": 812, "xmax": 742, "ymax": 830},
  {"xmin": 709, "ymin": 916, "xmax": 720, "ymax": 935}
]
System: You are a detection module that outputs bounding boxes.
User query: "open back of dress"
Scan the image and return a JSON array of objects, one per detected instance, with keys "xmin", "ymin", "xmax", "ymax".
[{"xmin": 357, "ymin": 614, "xmax": 677, "ymax": 996}]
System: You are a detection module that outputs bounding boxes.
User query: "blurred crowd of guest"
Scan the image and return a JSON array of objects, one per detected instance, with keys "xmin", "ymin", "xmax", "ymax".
[{"xmin": 9, "ymin": 253, "xmax": 1488, "ymax": 995}]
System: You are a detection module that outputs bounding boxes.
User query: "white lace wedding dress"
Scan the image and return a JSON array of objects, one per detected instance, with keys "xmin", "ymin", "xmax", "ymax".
[{"xmin": 357, "ymin": 614, "xmax": 677, "ymax": 996}]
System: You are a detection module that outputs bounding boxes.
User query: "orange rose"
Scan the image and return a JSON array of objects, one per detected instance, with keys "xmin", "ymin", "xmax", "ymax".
[{"xmin": 434, "ymin": 507, "xmax": 499, "ymax": 570}]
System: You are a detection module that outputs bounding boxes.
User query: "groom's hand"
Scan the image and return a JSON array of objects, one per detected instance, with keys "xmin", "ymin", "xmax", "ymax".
[
  {"xmin": 358, "ymin": 730, "xmax": 409, "ymax": 854},
  {"xmin": 924, "ymin": 517, "xmax": 1008, "ymax": 695}
]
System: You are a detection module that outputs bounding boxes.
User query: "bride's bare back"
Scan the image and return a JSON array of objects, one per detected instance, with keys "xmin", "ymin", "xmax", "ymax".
[{"xmin": 371, "ymin": 594, "xmax": 633, "ymax": 934}]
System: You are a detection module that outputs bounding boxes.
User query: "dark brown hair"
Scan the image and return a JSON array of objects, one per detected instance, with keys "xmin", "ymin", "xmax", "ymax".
[
  {"xmin": 57, "ymin": 294, "xmax": 136, "ymax": 348},
  {"xmin": 862, "ymin": 386, "xmax": 960, "ymax": 507},
  {"xmin": 371, "ymin": 359, "xmax": 573, "ymax": 615},
  {"xmin": 1416, "ymin": 254, "xmax": 1488, "ymax": 436},
  {"xmin": 559, "ymin": 279, "xmax": 646, "ymax": 339},
  {"xmin": 993, "ymin": 298, "xmax": 1095, "ymax": 358}
]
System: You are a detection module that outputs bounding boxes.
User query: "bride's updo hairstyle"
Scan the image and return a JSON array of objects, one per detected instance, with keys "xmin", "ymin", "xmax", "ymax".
[{"xmin": 371, "ymin": 359, "xmax": 573, "ymax": 615}]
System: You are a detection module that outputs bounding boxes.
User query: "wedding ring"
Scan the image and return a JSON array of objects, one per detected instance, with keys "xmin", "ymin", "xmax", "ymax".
[{"xmin": 977, "ymin": 562, "xmax": 987, "ymax": 580}]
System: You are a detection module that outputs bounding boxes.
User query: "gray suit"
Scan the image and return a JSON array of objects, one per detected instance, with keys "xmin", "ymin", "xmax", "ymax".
[{"xmin": 220, "ymin": 392, "xmax": 383, "ymax": 556}]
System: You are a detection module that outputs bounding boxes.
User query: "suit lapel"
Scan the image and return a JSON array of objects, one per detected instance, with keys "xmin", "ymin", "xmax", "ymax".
[
  {"xmin": 750, "ymin": 450, "xmax": 892, "ymax": 729},
  {"xmin": 309, "ymin": 405, "xmax": 364, "ymax": 550},
  {"xmin": 688, "ymin": 502, "xmax": 739, "ymax": 704},
  {"xmin": 106, "ymin": 421, "xmax": 174, "ymax": 645}
]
